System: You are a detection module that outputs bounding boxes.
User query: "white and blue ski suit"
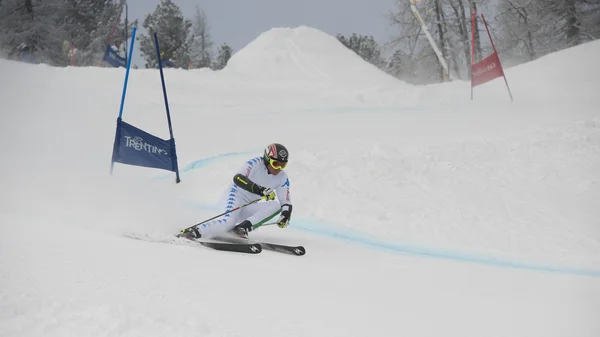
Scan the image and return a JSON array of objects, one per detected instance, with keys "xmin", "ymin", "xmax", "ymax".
[{"xmin": 195, "ymin": 156, "xmax": 292, "ymax": 238}]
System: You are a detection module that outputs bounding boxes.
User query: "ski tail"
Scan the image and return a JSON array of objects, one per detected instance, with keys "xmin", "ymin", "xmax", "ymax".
[{"xmin": 124, "ymin": 232, "xmax": 262, "ymax": 254}]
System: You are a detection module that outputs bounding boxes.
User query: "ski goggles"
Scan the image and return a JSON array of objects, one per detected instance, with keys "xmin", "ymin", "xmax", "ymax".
[{"xmin": 267, "ymin": 157, "xmax": 287, "ymax": 170}]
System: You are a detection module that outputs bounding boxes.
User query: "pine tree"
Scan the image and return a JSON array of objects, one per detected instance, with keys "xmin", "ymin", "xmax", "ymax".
[
  {"xmin": 0, "ymin": 0, "xmax": 125, "ymax": 66},
  {"xmin": 336, "ymin": 33, "xmax": 383, "ymax": 68},
  {"xmin": 0, "ymin": 0, "xmax": 68, "ymax": 65},
  {"xmin": 188, "ymin": 6, "xmax": 213, "ymax": 69},
  {"xmin": 214, "ymin": 43, "xmax": 232, "ymax": 70},
  {"xmin": 62, "ymin": 0, "xmax": 126, "ymax": 66},
  {"xmin": 386, "ymin": 49, "xmax": 405, "ymax": 78},
  {"xmin": 138, "ymin": 0, "xmax": 191, "ymax": 68}
]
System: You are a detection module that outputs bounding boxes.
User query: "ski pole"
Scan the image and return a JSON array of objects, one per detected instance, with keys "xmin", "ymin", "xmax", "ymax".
[
  {"xmin": 252, "ymin": 222, "xmax": 280, "ymax": 230},
  {"xmin": 180, "ymin": 197, "xmax": 264, "ymax": 233}
]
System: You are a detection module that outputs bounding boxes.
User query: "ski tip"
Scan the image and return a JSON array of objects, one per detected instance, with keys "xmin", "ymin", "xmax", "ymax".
[
  {"xmin": 259, "ymin": 243, "xmax": 306, "ymax": 256},
  {"xmin": 294, "ymin": 246, "xmax": 306, "ymax": 256},
  {"xmin": 285, "ymin": 246, "xmax": 305, "ymax": 256}
]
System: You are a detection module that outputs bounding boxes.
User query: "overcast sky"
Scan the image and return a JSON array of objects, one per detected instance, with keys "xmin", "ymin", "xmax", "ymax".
[{"xmin": 125, "ymin": 0, "xmax": 398, "ymax": 67}]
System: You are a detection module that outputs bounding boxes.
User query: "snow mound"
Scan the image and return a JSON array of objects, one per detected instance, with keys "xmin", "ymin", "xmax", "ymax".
[
  {"xmin": 509, "ymin": 39, "xmax": 600, "ymax": 82},
  {"xmin": 224, "ymin": 26, "xmax": 402, "ymax": 88}
]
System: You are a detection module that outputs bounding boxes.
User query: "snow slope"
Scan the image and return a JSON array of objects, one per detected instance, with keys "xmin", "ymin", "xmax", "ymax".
[{"xmin": 1, "ymin": 26, "xmax": 599, "ymax": 337}]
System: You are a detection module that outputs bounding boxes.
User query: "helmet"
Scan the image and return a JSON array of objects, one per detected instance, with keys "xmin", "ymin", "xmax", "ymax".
[{"xmin": 264, "ymin": 143, "xmax": 289, "ymax": 170}]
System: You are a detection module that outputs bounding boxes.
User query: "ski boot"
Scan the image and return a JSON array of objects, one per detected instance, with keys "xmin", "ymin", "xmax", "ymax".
[
  {"xmin": 231, "ymin": 220, "xmax": 252, "ymax": 239},
  {"xmin": 177, "ymin": 227, "xmax": 201, "ymax": 240}
]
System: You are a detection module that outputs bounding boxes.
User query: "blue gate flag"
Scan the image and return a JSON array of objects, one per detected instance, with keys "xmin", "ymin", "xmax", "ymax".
[
  {"xmin": 111, "ymin": 118, "xmax": 179, "ymax": 173},
  {"xmin": 110, "ymin": 27, "xmax": 181, "ymax": 183},
  {"xmin": 103, "ymin": 45, "xmax": 127, "ymax": 68}
]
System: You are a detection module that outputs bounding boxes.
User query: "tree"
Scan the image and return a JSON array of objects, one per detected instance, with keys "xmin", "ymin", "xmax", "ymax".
[
  {"xmin": 213, "ymin": 43, "xmax": 232, "ymax": 70},
  {"xmin": 495, "ymin": 0, "xmax": 541, "ymax": 63},
  {"xmin": 495, "ymin": 0, "xmax": 599, "ymax": 64},
  {"xmin": 62, "ymin": 0, "xmax": 128, "ymax": 66},
  {"xmin": 0, "ymin": 0, "xmax": 127, "ymax": 66},
  {"xmin": 387, "ymin": 0, "xmax": 497, "ymax": 82},
  {"xmin": 434, "ymin": 0, "xmax": 450, "ymax": 81},
  {"xmin": 0, "ymin": 0, "xmax": 67, "ymax": 64},
  {"xmin": 336, "ymin": 33, "xmax": 384, "ymax": 68},
  {"xmin": 188, "ymin": 6, "xmax": 213, "ymax": 69},
  {"xmin": 138, "ymin": 0, "xmax": 191, "ymax": 68},
  {"xmin": 537, "ymin": 0, "xmax": 600, "ymax": 49},
  {"xmin": 447, "ymin": 0, "xmax": 473, "ymax": 75},
  {"xmin": 384, "ymin": 0, "xmax": 598, "ymax": 84},
  {"xmin": 386, "ymin": 49, "xmax": 406, "ymax": 78},
  {"xmin": 388, "ymin": 0, "xmax": 451, "ymax": 83}
]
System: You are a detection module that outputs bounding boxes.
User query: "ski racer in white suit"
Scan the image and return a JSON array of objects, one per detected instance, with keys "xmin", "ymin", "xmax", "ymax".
[{"xmin": 180, "ymin": 143, "xmax": 293, "ymax": 239}]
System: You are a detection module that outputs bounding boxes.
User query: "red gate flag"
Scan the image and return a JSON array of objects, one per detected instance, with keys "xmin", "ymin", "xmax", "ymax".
[
  {"xmin": 471, "ymin": 13, "xmax": 513, "ymax": 101},
  {"xmin": 471, "ymin": 51, "xmax": 504, "ymax": 87}
]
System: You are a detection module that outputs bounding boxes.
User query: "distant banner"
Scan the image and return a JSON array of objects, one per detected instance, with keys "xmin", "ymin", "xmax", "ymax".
[
  {"xmin": 103, "ymin": 45, "xmax": 126, "ymax": 68},
  {"xmin": 471, "ymin": 52, "xmax": 504, "ymax": 87},
  {"xmin": 111, "ymin": 118, "xmax": 179, "ymax": 173}
]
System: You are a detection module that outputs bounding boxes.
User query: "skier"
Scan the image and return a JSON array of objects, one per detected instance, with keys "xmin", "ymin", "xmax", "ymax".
[
  {"xmin": 179, "ymin": 143, "xmax": 293, "ymax": 240},
  {"xmin": 111, "ymin": 39, "xmax": 125, "ymax": 59}
]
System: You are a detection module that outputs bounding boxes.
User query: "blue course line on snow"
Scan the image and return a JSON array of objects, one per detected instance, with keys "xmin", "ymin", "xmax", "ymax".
[
  {"xmin": 180, "ymin": 147, "xmax": 263, "ymax": 173},
  {"xmin": 179, "ymin": 152, "xmax": 600, "ymax": 278},
  {"xmin": 153, "ymin": 150, "xmax": 257, "ymax": 180},
  {"xmin": 181, "ymin": 151, "xmax": 253, "ymax": 172},
  {"xmin": 293, "ymin": 218, "xmax": 600, "ymax": 277}
]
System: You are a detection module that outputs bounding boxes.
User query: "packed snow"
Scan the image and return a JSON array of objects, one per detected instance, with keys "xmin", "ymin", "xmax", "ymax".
[{"xmin": 1, "ymin": 26, "xmax": 599, "ymax": 337}]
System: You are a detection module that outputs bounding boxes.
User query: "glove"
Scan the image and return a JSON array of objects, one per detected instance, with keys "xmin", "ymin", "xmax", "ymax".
[
  {"xmin": 277, "ymin": 204, "xmax": 293, "ymax": 228},
  {"xmin": 259, "ymin": 186, "xmax": 276, "ymax": 201}
]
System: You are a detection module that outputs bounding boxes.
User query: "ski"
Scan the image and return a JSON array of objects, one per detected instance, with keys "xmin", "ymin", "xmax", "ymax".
[
  {"xmin": 259, "ymin": 242, "xmax": 306, "ymax": 256},
  {"xmin": 124, "ymin": 233, "xmax": 262, "ymax": 254},
  {"xmin": 197, "ymin": 240, "xmax": 262, "ymax": 254},
  {"xmin": 213, "ymin": 235, "xmax": 306, "ymax": 256}
]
